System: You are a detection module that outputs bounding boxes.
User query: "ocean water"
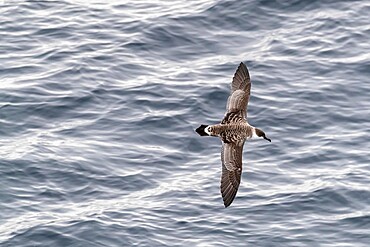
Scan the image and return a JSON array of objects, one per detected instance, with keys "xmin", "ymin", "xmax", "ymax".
[{"xmin": 1, "ymin": 0, "xmax": 370, "ymax": 246}]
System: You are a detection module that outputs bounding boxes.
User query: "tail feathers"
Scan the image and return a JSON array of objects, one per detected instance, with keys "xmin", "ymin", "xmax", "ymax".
[{"xmin": 196, "ymin": 125, "xmax": 209, "ymax": 136}]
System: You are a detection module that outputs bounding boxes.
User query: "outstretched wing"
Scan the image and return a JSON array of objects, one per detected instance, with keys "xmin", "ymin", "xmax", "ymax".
[
  {"xmin": 225, "ymin": 62, "xmax": 251, "ymax": 118},
  {"xmin": 220, "ymin": 140, "xmax": 245, "ymax": 207}
]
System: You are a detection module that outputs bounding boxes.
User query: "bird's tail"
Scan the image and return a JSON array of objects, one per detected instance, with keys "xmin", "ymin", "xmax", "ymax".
[{"xmin": 195, "ymin": 125, "xmax": 209, "ymax": 136}]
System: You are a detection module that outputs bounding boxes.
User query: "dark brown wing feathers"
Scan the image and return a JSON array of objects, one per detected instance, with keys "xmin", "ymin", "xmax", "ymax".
[
  {"xmin": 226, "ymin": 62, "xmax": 251, "ymax": 118},
  {"xmin": 220, "ymin": 141, "xmax": 244, "ymax": 207},
  {"xmin": 231, "ymin": 62, "xmax": 250, "ymax": 92},
  {"xmin": 219, "ymin": 63, "xmax": 251, "ymax": 207}
]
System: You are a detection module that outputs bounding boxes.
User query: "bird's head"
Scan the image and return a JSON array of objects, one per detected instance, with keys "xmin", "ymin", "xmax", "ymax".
[{"xmin": 254, "ymin": 128, "xmax": 271, "ymax": 142}]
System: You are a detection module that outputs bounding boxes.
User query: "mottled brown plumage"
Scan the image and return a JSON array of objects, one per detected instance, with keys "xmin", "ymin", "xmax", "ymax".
[{"xmin": 195, "ymin": 62, "xmax": 271, "ymax": 208}]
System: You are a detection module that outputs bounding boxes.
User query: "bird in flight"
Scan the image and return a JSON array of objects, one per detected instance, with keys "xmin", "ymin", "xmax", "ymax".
[{"xmin": 196, "ymin": 62, "xmax": 271, "ymax": 207}]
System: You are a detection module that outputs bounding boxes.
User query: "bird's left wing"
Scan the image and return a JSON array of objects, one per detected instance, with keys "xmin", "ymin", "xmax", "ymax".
[
  {"xmin": 225, "ymin": 62, "xmax": 251, "ymax": 119},
  {"xmin": 220, "ymin": 140, "xmax": 245, "ymax": 207}
]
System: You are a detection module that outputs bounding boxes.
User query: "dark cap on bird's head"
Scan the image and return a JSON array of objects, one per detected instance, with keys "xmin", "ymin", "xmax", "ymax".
[{"xmin": 255, "ymin": 128, "xmax": 271, "ymax": 142}]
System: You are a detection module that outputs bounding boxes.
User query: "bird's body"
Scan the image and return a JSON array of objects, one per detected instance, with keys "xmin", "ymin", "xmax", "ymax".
[
  {"xmin": 195, "ymin": 62, "xmax": 271, "ymax": 208},
  {"xmin": 204, "ymin": 114, "xmax": 256, "ymax": 143}
]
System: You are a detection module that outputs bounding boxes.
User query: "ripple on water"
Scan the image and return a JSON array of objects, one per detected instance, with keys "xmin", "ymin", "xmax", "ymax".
[{"xmin": 1, "ymin": 0, "xmax": 370, "ymax": 246}]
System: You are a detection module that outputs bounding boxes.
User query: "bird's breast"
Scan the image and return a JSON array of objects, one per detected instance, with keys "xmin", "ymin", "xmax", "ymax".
[{"xmin": 210, "ymin": 123, "xmax": 253, "ymax": 142}]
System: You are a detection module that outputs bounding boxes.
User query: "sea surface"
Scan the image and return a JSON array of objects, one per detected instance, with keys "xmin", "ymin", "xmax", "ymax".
[{"xmin": 1, "ymin": 0, "xmax": 370, "ymax": 246}]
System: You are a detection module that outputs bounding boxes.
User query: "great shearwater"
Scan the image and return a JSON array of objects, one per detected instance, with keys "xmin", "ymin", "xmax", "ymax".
[{"xmin": 196, "ymin": 62, "xmax": 271, "ymax": 208}]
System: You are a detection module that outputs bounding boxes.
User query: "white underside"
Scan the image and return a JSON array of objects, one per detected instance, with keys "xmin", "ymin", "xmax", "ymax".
[{"xmin": 251, "ymin": 128, "xmax": 259, "ymax": 139}]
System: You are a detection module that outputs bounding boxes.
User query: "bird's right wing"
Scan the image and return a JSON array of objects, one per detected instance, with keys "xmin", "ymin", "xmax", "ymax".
[
  {"xmin": 225, "ymin": 62, "xmax": 251, "ymax": 118},
  {"xmin": 220, "ymin": 140, "xmax": 245, "ymax": 207}
]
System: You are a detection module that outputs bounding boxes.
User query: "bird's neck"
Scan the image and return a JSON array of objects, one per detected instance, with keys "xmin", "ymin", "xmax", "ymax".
[{"xmin": 251, "ymin": 127, "xmax": 259, "ymax": 139}]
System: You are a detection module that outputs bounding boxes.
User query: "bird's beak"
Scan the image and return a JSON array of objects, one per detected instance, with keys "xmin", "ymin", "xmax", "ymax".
[{"xmin": 264, "ymin": 136, "xmax": 271, "ymax": 142}]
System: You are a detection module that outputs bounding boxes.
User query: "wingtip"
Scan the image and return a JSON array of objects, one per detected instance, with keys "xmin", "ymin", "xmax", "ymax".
[
  {"xmin": 222, "ymin": 194, "xmax": 234, "ymax": 208},
  {"xmin": 231, "ymin": 62, "xmax": 250, "ymax": 93},
  {"xmin": 223, "ymin": 198, "xmax": 234, "ymax": 208}
]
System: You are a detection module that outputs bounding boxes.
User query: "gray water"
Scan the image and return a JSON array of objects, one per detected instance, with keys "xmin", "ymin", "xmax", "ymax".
[{"xmin": 1, "ymin": 0, "xmax": 370, "ymax": 246}]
